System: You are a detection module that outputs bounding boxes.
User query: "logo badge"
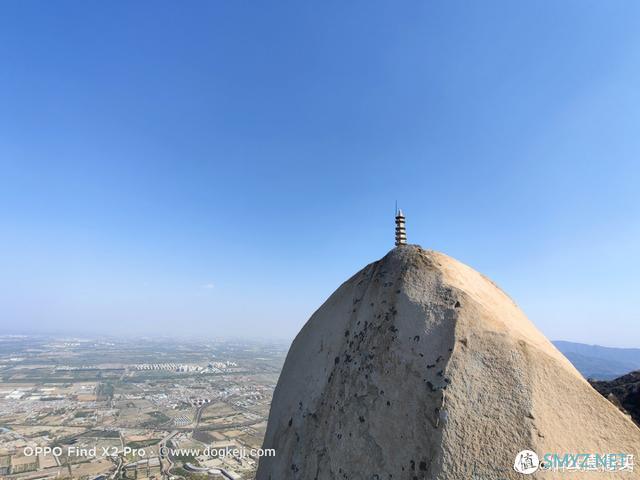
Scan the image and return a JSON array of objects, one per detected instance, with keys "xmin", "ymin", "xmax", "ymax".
[{"xmin": 514, "ymin": 450, "xmax": 539, "ymax": 474}]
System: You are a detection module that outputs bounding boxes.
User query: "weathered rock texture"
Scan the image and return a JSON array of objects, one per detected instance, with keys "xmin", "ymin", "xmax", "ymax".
[{"xmin": 257, "ymin": 246, "xmax": 640, "ymax": 479}]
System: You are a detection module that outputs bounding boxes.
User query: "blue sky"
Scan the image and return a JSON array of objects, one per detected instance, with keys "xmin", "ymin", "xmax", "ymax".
[{"xmin": 1, "ymin": 1, "xmax": 639, "ymax": 345}]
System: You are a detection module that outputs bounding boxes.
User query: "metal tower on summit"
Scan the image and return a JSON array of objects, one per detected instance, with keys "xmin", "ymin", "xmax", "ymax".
[{"xmin": 395, "ymin": 208, "xmax": 406, "ymax": 246}]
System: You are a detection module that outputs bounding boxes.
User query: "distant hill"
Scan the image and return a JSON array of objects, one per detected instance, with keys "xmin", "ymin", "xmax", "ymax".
[
  {"xmin": 591, "ymin": 371, "xmax": 640, "ymax": 427},
  {"xmin": 553, "ymin": 341, "xmax": 640, "ymax": 380}
]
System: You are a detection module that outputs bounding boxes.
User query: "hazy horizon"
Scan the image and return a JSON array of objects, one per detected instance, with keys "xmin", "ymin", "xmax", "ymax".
[
  {"xmin": 2, "ymin": 1, "xmax": 639, "ymax": 346},
  {"xmin": 2, "ymin": 331, "xmax": 640, "ymax": 353}
]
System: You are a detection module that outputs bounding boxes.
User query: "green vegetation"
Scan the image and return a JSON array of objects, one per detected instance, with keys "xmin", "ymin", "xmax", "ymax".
[
  {"xmin": 171, "ymin": 466, "xmax": 190, "ymax": 477},
  {"xmin": 170, "ymin": 467, "xmax": 209, "ymax": 479},
  {"xmin": 149, "ymin": 411, "xmax": 170, "ymax": 420},
  {"xmin": 140, "ymin": 410, "xmax": 171, "ymax": 427},
  {"xmin": 96, "ymin": 382, "xmax": 115, "ymax": 401},
  {"xmin": 78, "ymin": 429, "xmax": 120, "ymax": 438},
  {"xmin": 170, "ymin": 451, "xmax": 197, "ymax": 463},
  {"xmin": 126, "ymin": 438, "xmax": 160, "ymax": 449},
  {"xmin": 73, "ymin": 410, "xmax": 93, "ymax": 418}
]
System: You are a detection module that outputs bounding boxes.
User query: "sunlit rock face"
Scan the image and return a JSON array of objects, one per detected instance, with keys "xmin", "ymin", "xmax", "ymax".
[{"xmin": 257, "ymin": 245, "xmax": 640, "ymax": 480}]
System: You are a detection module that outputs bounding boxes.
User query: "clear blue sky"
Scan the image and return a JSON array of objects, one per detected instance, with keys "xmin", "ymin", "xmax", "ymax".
[{"xmin": 1, "ymin": 1, "xmax": 639, "ymax": 346}]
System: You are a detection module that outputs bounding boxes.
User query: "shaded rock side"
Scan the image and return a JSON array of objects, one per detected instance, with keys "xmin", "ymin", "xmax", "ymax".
[
  {"xmin": 257, "ymin": 246, "xmax": 640, "ymax": 479},
  {"xmin": 591, "ymin": 371, "xmax": 640, "ymax": 427}
]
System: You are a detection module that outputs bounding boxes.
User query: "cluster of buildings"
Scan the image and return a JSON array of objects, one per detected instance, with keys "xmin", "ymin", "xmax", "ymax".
[
  {"xmin": 0, "ymin": 336, "xmax": 286, "ymax": 479},
  {"xmin": 133, "ymin": 360, "xmax": 238, "ymax": 373}
]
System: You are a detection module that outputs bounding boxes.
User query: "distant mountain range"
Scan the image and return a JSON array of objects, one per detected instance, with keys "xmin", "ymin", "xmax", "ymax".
[{"xmin": 553, "ymin": 340, "xmax": 640, "ymax": 380}]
